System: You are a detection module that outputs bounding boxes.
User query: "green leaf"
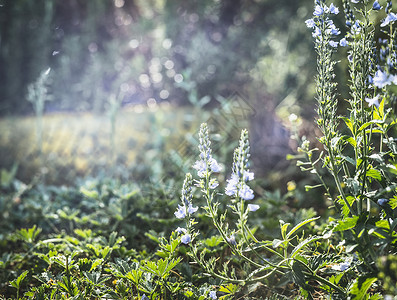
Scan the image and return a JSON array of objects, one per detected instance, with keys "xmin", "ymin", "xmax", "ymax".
[
  {"xmin": 10, "ymin": 270, "xmax": 28, "ymax": 289},
  {"xmin": 366, "ymin": 168, "xmax": 382, "ymax": 181},
  {"xmin": 203, "ymin": 235, "xmax": 223, "ymax": 247},
  {"xmin": 349, "ymin": 277, "xmax": 377, "ymax": 300},
  {"xmin": 90, "ymin": 258, "xmax": 104, "ymax": 272},
  {"xmin": 340, "ymin": 155, "xmax": 356, "ymax": 166},
  {"xmin": 286, "ymin": 217, "xmax": 320, "ymax": 239},
  {"xmin": 290, "ymin": 236, "xmax": 321, "ymax": 258},
  {"xmin": 280, "ymin": 221, "xmax": 290, "ymax": 239},
  {"xmin": 80, "ymin": 187, "xmax": 99, "ymax": 199},
  {"xmin": 219, "ymin": 283, "xmax": 239, "ymax": 294},
  {"xmin": 341, "ymin": 117, "xmax": 355, "ymax": 135},
  {"xmin": 389, "ymin": 196, "xmax": 397, "ymax": 210},
  {"xmin": 334, "ymin": 216, "xmax": 359, "ymax": 232}
]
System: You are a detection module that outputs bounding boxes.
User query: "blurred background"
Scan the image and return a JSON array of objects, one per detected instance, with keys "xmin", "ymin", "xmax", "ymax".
[{"xmin": 0, "ymin": 0, "xmax": 318, "ymax": 190}]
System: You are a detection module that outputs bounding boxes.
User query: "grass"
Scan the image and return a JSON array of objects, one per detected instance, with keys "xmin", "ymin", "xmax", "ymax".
[{"xmin": 0, "ymin": 104, "xmax": 208, "ymax": 185}]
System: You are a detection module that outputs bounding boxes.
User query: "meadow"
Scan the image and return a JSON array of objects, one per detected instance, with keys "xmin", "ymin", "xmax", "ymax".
[{"xmin": 2, "ymin": 0, "xmax": 397, "ymax": 299}]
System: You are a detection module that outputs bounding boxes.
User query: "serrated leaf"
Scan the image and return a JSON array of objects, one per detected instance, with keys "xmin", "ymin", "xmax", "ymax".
[
  {"xmin": 349, "ymin": 277, "xmax": 377, "ymax": 300},
  {"xmin": 219, "ymin": 283, "xmax": 239, "ymax": 294},
  {"xmin": 334, "ymin": 216, "xmax": 359, "ymax": 232}
]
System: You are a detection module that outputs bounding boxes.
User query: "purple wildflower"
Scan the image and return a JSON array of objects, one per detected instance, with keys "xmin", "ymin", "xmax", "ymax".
[
  {"xmin": 329, "ymin": 40, "xmax": 339, "ymax": 47},
  {"xmin": 377, "ymin": 198, "xmax": 388, "ymax": 206},
  {"xmin": 248, "ymin": 204, "xmax": 260, "ymax": 212},
  {"xmin": 365, "ymin": 95, "xmax": 380, "ymax": 108},
  {"xmin": 381, "ymin": 12, "xmax": 397, "ymax": 27},
  {"xmin": 181, "ymin": 233, "xmax": 191, "ymax": 244},
  {"xmin": 373, "ymin": 0, "xmax": 382, "ymax": 10},
  {"xmin": 174, "ymin": 205, "xmax": 186, "ymax": 219},
  {"xmin": 339, "ymin": 38, "xmax": 348, "ymax": 47},
  {"xmin": 239, "ymin": 184, "xmax": 254, "ymax": 200},
  {"xmin": 209, "ymin": 291, "xmax": 217, "ymax": 300},
  {"xmin": 305, "ymin": 18, "xmax": 316, "ymax": 28},
  {"xmin": 313, "ymin": 5, "xmax": 324, "ymax": 16},
  {"xmin": 373, "ymin": 69, "xmax": 394, "ymax": 88}
]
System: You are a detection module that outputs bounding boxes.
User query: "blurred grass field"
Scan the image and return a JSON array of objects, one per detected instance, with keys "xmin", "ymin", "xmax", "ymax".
[{"xmin": 0, "ymin": 104, "xmax": 217, "ymax": 185}]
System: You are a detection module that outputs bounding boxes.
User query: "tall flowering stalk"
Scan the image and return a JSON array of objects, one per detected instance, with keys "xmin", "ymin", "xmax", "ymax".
[
  {"xmin": 304, "ymin": 0, "xmax": 397, "ymax": 277},
  {"xmin": 307, "ymin": 0, "xmax": 355, "ymax": 216},
  {"xmin": 174, "ymin": 123, "xmax": 345, "ymax": 295}
]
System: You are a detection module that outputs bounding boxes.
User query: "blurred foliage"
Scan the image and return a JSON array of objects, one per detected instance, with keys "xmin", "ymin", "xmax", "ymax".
[{"xmin": 0, "ymin": 0, "xmax": 315, "ymax": 116}]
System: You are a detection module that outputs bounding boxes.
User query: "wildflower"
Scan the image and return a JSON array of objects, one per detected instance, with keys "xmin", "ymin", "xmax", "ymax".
[
  {"xmin": 209, "ymin": 291, "xmax": 217, "ymax": 300},
  {"xmin": 348, "ymin": 54, "xmax": 353, "ymax": 62},
  {"xmin": 373, "ymin": 0, "xmax": 382, "ymax": 10},
  {"xmin": 239, "ymin": 184, "xmax": 254, "ymax": 200},
  {"xmin": 305, "ymin": 18, "xmax": 316, "ymax": 28},
  {"xmin": 225, "ymin": 174, "xmax": 239, "ymax": 196},
  {"xmin": 381, "ymin": 12, "xmax": 397, "ymax": 27},
  {"xmin": 373, "ymin": 69, "xmax": 394, "ymax": 88},
  {"xmin": 329, "ymin": 40, "xmax": 339, "ymax": 47},
  {"xmin": 248, "ymin": 204, "xmax": 260, "ymax": 212},
  {"xmin": 328, "ymin": 26, "xmax": 340, "ymax": 36},
  {"xmin": 175, "ymin": 173, "xmax": 197, "ymax": 219},
  {"xmin": 225, "ymin": 129, "xmax": 255, "ymax": 201},
  {"xmin": 328, "ymin": 3, "xmax": 339, "ymax": 14},
  {"xmin": 176, "ymin": 227, "xmax": 187, "ymax": 234},
  {"xmin": 181, "ymin": 233, "xmax": 191, "ymax": 244},
  {"xmin": 187, "ymin": 203, "xmax": 198, "ymax": 214},
  {"xmin": 351, "ymin": 20, "xmax": 361, "ymax": 33},
  {"xmin": 377, "ymin": 198, "xmax": 388, "ymax": 206},
  {"xmin": 226, "ymin": 234, "xmax": 237, "ymax": 245},
  {"xmin": 351, "ymin": 0, "xmax": 359, "ymax": 3},
  {"xmin": 365, "ymin": 95, "xmax": 380, "ymax": 108},
  {"xmin": 209, "ymin": 158, "xmax": 221, "ymax": 173},
  {"xmin": 194, "ymin": 124, "xmax": 222, "ymax": 177},
  {"xmin": 339, "ymin": 38, "xmax": 348, "ymax": 47},
  {"xmin": 332, "ymin": 260, "xmax": 350, "ymax": 271},
  {"xmin": 209, "ymin": 178, "xmax": 219, "ymax": 189},
  {"xmin": 174, "ymin": 205, "xmax": 186, "ymax": 219},
  {"xmin": 368, "ymin": 75, "xmax": 373, "ymax": 84},
  {"xmin": 312, "ymin": 26, "xmax": 322, "ymax": 38},
  {"xmin": 193, "ymin": 160, "xmax": 207, "ymax": 178},
  {"xmin": 243, "ymin": 171, "xmax": 254, "ymax": 182},
  {"xmin": 313, "ymin": 5, "xmax": 324, "ymax": 16},
  {"xmin": 141, "ymin": 295, "xmax": 149, "ymax": 300}
]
